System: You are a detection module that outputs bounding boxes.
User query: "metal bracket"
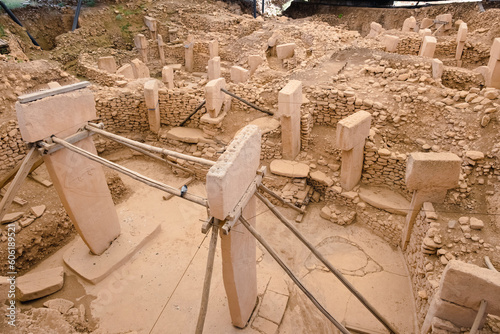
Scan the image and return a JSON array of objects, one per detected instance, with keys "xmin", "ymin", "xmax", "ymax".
[
  {"xmin": 221, "ymin": 166, "xmax": 266, "ymax": 235},
  {"xmin": 37, "ymin": 130, "xmax": 92, "ymax": 155}
]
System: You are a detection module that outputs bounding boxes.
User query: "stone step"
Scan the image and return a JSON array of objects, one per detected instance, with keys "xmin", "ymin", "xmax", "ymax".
[{"xmin": 358, "ymin": 185, "xmax": 410, "ymax": 216}]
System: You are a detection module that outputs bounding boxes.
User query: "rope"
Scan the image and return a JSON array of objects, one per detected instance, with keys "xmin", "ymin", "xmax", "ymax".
[
  {"xmin": 239, "ymin": 215, "xmax": 350, "ymax": 334},
  {"xmin": 86, "ymin": 124, "xmax": 216, "ymax": 167},
  {"xmin": 51, "ymin": 136, "xmax": 208, "ymax": 207}
]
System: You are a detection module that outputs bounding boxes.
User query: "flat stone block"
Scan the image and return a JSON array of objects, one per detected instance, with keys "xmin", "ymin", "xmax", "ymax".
[
  {"xmin": 436, "ymin": 14, "xmax": 453, "ymax": 30},
  {"xmin": 278, "ymin": 80, "xmax": 302, "ymax": 118},
  {"xmin": 402, "ymin": 16, "xmax": 417, "ymax": 32},
  {"xmin": 248, "ymin": 117, "xmax": 280, "ymax": 135},
  {"xmin": 207, "ymin": 56, "xmax": 221, "ymax": 81},
  {"xmin": 134, "ymin": 33, "xmax": 148, "ymax": 50},
  {"xmin": 208, "ymin": 40, "xmax": 219, "ymax": 59},
  {"xmin": 258, "ymin": 290, "xmax": 288, "ymax": 324},
  {"xmin": 420, "ymin": 36, "xmax": 437, "ymax": 58},
  {"xmin": 144, "ymin": 16, "xmax": 157, "ymax": 32},
  {"xmin": 383, "ymin": 35, "xmax": 399, "ymax": 52},
  {"xmin": 336, "ymin": 110, "xmax": 372, "ymax": 150},
  {"xmin": 164, "ymin": 127, "xmax": 213, "ymax": 144},
  {"xmin": 456, "ymin": 22, "xmax": 468, "ymax": 43},
  {"xmin": 269, "ymin": 160, "xmax": 309, "ymax": 178},
  {"xmin": 16, "ymin": 267, "xmax": 64, "ymax": 302},
  {"xmin": 252, "ymin": 316, "xmax": 278, "ymax": 334},
  {"xmin": 421, "ymin": 18, "xmax": 434, "ymax": 29},
  {"xmin": 97, "ymin": 56, "xmax": 117, "ymax": 74},
  {"xmin": 440, "ymin": 260, "xmax": 500, "ymax": 316},
  {"xmin": 1, "ymin": 211, "xmax": 24, "ymax": 224},
  {"xmin": 358, "ymin": 185, "xmax": 410, "ymax": 216},
  {"xmin": 309, "ymin": 170, "xmax": 333, "ymax": 187},
  {"xmin": 276, "ymin": 43, "xmax": 296, "ymax": 60},
  {"xmin": 116, "ymin": 64, "xmax": 135, "ymax": 79},
  {"xmin": 230, "ymin": 65, "xmax": 249, "ymax": 84},
  {"xmin": 405, "ymin": 152, "xmax": 461, "ymax": 191},
  {"xmin": 131, "ymin": 58, "xmax": 150, "ymax": 79},
  {"xmin": 206, "ymin": 125, "xmax": 261, "ymax": 220},
  {"xmin": 248, "ymin": 55, "xmax": 264, "ymax": 74},
  {"xmin": 200, "ymin": 109, "xmax": 227, "ymax": 124},
  {"xmin": 432, "ymin": 58, "xmax": 444, "ymax": 79},
  {"xmin": 16, "ymin": 88, "xmax": 96, "ymax": 142},
  {"xmin": 64, "ymin": 217, "xmax": 161, "ymax": 284},
  {"xmin": 161, "ymin": 66, "xmax": 174, "ymax": 89}
]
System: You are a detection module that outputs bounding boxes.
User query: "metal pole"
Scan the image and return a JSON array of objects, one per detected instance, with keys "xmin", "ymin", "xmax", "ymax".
[
  {"xmin": 255, "ymin": 192, "xmax": 398, "ymax": 334},
  {"xmin": 239, "ymin": 216, "xmax": 350, "ymax": 334},
  {"xmin": 470, "ymin": 300, "xmax": 488, "ymax": 334},
  {"xmin": 195, "ymin": 219, "xmax": 219, "ymax": 334},
  {"xmin": 72, "ymin": 0, "xmax": 83, "ymax": 31},
  {"xmin": 51, "ymin": 136, "xmax": 208, "ymax": 207},
  {"xmin": 262, "ymin": 0, "xmax": 265, "ymax": 15},
  {"xmin": 0, "ymin": 0, "xmax": 40, "ymax": 47},
  {"xmin": 179, "ymin": 100, "xmax": 206, "ymax": 127},
  {"xmin": 86, "ymin": 124, "xmax": 216, "ymax": 167},
  {"xmin": 221, "ymin": 88, "xmax": 273, "ymax": 116},
  {"xmin": 253, "ymin": 0, "xmax": 257, "ymax": 18}
]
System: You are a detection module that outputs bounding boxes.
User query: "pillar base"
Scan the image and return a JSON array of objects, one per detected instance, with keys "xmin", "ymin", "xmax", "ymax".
[{"xmin": 64, "ymin": 217, "xmax": 161, "ymax": 284}]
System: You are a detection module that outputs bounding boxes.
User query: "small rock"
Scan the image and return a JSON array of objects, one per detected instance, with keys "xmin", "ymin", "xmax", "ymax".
[
  {"xmin": 1, "ymin": 212, "xmax": 24, "ymax": 224},
  {"xmin": 469, "ymin": 217, "xmax": 484, "ymax": 230},
  {"xmin": 458, "ymin": 217, "xmax": 469, "ymax": 225},
  {"xmin": 465, "ymin": 151, "xmax": 484, "ymax": 160},
  {"xmin": 30, "ymin": 205, "xmax": 46, "ymax": 218},
  {"xmin": 448, "ymin": 220, "xmax": 457, "ymax": 229}
]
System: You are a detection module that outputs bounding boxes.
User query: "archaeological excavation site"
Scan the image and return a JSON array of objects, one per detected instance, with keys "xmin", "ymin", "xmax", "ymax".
[{"xmin": 1, "ymin": 0, "xmax": 500, "ymax": 333}]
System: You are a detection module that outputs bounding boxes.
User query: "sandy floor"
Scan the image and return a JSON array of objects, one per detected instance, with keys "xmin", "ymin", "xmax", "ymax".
[{"xmin": 24, "ymin": 156, "xmax": 417, "ymax": 334}]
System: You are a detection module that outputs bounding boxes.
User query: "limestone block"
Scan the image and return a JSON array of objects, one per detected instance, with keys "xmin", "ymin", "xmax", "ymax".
[
  {"xmin": 336, "ymin": 110, "xmax": 372, "ymax": 151},
  {"xmin": 208, "ymin": 40, "xmax": 219, "ymax": 59},
  {"xmin": 185, "ymin": 35, "xmax": 194, "ymax": 73},
  {"xmin": 383, "ymin": 35, "xmax": 399, "ymax": 52},
  {"xmin": 440, "ymin": 260, "xmax": 500, "ymax": 316},
  {"xmin": 491, "ymin": 38, "xmax": 500, "ymax": 60},
  {"xmin": 143, "ymin": 16, "xmax": 157, "ymax": 33},
  {"xmin": 144, "ymin": 79, "xmax": 160, "ymax": 133},
  {"xmin": 16, "ymin": 89, "xmax": 96, "ymax": 142},
  {"xmin": 432, "ymin": 59, "xmax": 444, "ymax": 80},
  {"xmin": 269, "ymin": 160, "xmax": 309, "ymax": 178},
  {"xmin": 456, "ymin": 22, "xmax": 468, "ymax": 43},
  {"xmin": 134, "ymin": 33, "xmax": 148, "ymax": 50},
  {"xmin": 205, "ymin": 78, "xmax": 226, "ymax": 118},
  {"xmin": 130, "ymin": 58, "xmax": 150, "ymax": 79},
  {"xmin": 248, "ymin": 55, "xmax": 264, "ymax": 75},
  {"xmin": 419, "ymin": 29, "xmax": 432, "ymax": 37},
  {"xmin": 421, "ymin": 18, "xmax": 434, "ymax": 29},
  {"xmin": 309, "ymin": 170, "xmax": 333, "ymax": 187},
  {"xmin": 279, "ymin": 80, "xmax": 302, "ymax": 160},
  {"xmin": 340, "ymin": 143, "xmax": 365, "ymax": 191},
  {"xmin": 276, "ymin": 43, "xmax": 296, "ymax": 60},
  {"xmin": 230, "ymin": 66, "xmax": 249, "ymax": 84},
  {"xmin": 116, "ymin": 64, "xmax": 135, "ymax": 79},
  {"xmin": 208, "ymin": 56, "xmax": 221, "ymax": 81},
  {"xmin": 370, "ymin": 21, "xmax": 383, "ymax": 33},
  {"xmin": 402, "ymin": 16, "xmax": 417, "ymax": 32},
  {"xmin": 162, "ymin": 66, "xmax": 174, "ymax": 89},
  {"xmin": 157, "ymin": 34, "xmax": 165, "ymax": 65},
  {"xmin": 258, "ymin": 290, "xmax": 288, "ymax": 324},
  {"xmin": 206, "ymin": 125, "xmax": 261, "ymax": 220},
  {"xmin": 405, "ymin": 152, "xmax": 461, "ymax": 191},
  {"xmin": 16, "ymin": 267, "xmax": 64, "ymax": 302},
  {"xmin": 436, "ymin": 14, "xmax": 453, "ymax": 30},
  {"xmin": 487, "ymin": 56, "xmax": 500, "ymax": 89},
  {"xmin": 97, "ymin": 56, "xmax": 117, "ymax": 74},
  {"xmin": 419, "ymin": 36, "xmax": 437, "ymax": 58}
]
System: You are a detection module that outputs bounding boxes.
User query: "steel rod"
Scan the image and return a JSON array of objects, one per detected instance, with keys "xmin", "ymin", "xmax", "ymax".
[
  {"xmin": 195, "ymin": 219, "xmax": 219, "ymax": 334},
  {"xmin": 85, "ymin": 124, "xmax": 216, "ymax": 166},
  {"xmin": 221, "ymin": 88, "xmax": 273, "ymax": 116},
  {"xmin": 51, "ymin": 136, "xmax": 208, "ymax": 207},
  {"xmin": 470, "ymin": 300, "xmax": 488, "ymax": 334},
  {"xmin": 239, "ymin": 216, "xmax": 350, "ymax": 334},
  {"xmin": 179, "ymin": 100, "xmax": 206, "ymax": 127},
  {"xmin": 255, "ymin": 192, "xmax": 398, "ymax": 334},
  {"xmin": 258, "ymin": 184, "xmax": 305, "ymax": 214}
]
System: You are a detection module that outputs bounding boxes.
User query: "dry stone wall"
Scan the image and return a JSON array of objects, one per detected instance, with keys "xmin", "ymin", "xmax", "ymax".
[{"xmin": 0, "ymin": 121, "xmax": 27, "ymax": 177}]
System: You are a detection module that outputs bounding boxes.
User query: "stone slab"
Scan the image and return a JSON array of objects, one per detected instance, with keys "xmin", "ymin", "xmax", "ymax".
[
  {"xmin": 340, "ymin": 143, "xmax": 365, "ymax": 191},
  {"xmin": 269, "ymin": 160, "xmax": 309, "ymax": 178},
  {"xmin": 421, "ymin": 18, "xmax": 434, "ymax": 29},
  {"xmin": 200, "ymin": 109, "xmax": 227, "ymax": 124},
  {"xmin": 144, "ymin": 79, "xmax": 160, "ymax": 133},
  {"xmin": 16, "ymin": 267, "xmax": 64, "ymax": 302},
  {"xmin": 162, "ymin": 66, "xmax": 174, "ymax": 90},
  {"xmin": 440, "ymin": 260, "xmax": 500, "ymax": 316},
  {"xmin": 456, "ymin": 22, "xmax": 468, "ymax": 43},
  {"xmin": 208, "ymin": 56, "xmax": 221, "ymax": 81},
  {"xmin": 97, "ymin": 56, "xmax": 117, "ymax": 74},
  {"xmin": 205, "ymin": 77, "xmax": 226, "ymax": 118},
  {"xmin": 384, "ymin": 35, "xmax": 399, "ymax": 52},
  {"xmin": 309, "ymin": 170, "xmax": 333, "ymax": 187},
  {"xmin": 419, "ymin": 36, "xmax": 437, "ymax": 58},
  {"xmin": 64, "ymin": 217, "xmax": 161, "ymax": 284},
  {"xmin": 206, "ymin": 125, "xmax": 261, "ymax": 220},
  {"xmin": 16, "ymin": 88, "xmax": 96, "ymax": 143},
  {"xmin": 208, "ymin": 40, "xmax": 219, "ymax": 59},
  {"xmin": 358, "ymin": 185, "xmax": 410, "ymax": 216},
  {"xmin": 43, "ymin": 298, "xmax": 74, "ymax": 314},
  {"xmin": 276, "ymin": 43, "xmax": 296, "ymax": 60},
  {"xmin": 432, "ymin": 59, "xmax": 444, "ymax": 79},
  {"xmin": 30, "ymin": 205, "xmax": 46, "ymax": 218},
  {"xmin": 131, "ymin": 58, "xmax": 150, "ymax": 79},
  {"xmin": 258, "ymin": 290, "xmax": 288, "ymax": 325},
  {"xmin": 402, "ymin": 16, "xmax": 417, "ymax": 32},
  {"xmin": 405, "ymin": 152, "xmax": 461, "ymax": 191},
  {"xmin": 248, "ymin": 55, "xmax": 264, "ymax": 75},
  {"xmin": 491, "ymin": 38, "xmax": 500, "ymax": 60},
  {"xmin": 165, "ymin": 127, "xmax": 213, "ymax": 144},
  {"xmin": 1, "ymin": 211, "xmax": 24, "ymax": 224},
  {"xmin": 248, "ymin": 117, "xmax": 280, "ymax": 135},
  {"xmin": 116, "ymin": 64, "xmax": 135, "ymax": 79},
  {"xmin": 336, "ymin": 110, "xmax": 372, "ymax": 150},
  {"xmin": 230, "ymin": 65, "xmax": 249, "ymax": 84}
]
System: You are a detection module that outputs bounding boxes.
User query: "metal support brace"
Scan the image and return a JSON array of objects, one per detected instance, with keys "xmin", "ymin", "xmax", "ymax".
[
  {"xmin": 37, "ymin": 130, "xmax": 92, "ymax": 155},
  {"xmin": 221, "ymin": 167, "xmax": 266, "ymax": 234}
]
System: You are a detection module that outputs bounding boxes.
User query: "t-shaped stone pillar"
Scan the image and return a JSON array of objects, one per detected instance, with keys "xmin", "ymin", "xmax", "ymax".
[
  {"xmin": 162, "ymin": 66, "xmax": 174, "ymax": 89},
  {"xmin": 456, "ymin": 22, "xmax": 468, "ymax": 62},
  {"xmin": 419, "ymin": 35, "xmax": 437, "ymax": 58},
  {"xmin": 157, "ymin": 34, "xmax": 166, "ymax": 66},
  {"xmin": 336, "ymin": 110, "xmax": 372, "ymax": 191},
  {"xmin": 401, "ymin": 152, "xmax": 461, "ymax": 250},
  {"xmin": 206, "ymin": 125, "xmax": 261, "ymax": 328},
  {"xmin": 134, "ymin": 34, "xmax": 149, "ymax": 63},
  {"xmin": 15, "ymin": 86, "xmax": 121, "ymax": 255},
  {"xmin": 207, "ymin": 56, "xmax": 221, "ymax": 81},
  {"xmin": 486, "ymin": 38, "xmax": 500, "ymax": 89},
  {"xmin": 208, "ymin": 40, "xmax": 218, "ymax": 59},
  {"xmin": 185, "ymin": 35, "xmax": 194, "ymax": 73},
  {"xmin": 205, "ymin": 78, "xmax": 226, "ymax": 118},
  {"xmin": 278, "ymin": 80, "xmax": 302, "ymax": 160},
  {"xmin": 144, "ymin": 79, "xmax": 160, "ymax": 133}
]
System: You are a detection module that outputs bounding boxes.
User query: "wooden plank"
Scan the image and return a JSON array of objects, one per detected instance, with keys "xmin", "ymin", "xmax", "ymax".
[
  {"xmin": 28, "ymin": 172, "xmax": 53, "ymax": 187},
  {"xmin": 0, "ymin": 188, "xmax": 27, "ymax": 206},
  {"xmin": 18, "ymin": 81, "xmax": 91, "ymax": 104},
  {"xmin": 0, "ymin": 156, "xmax": 43, "ymax": 190}
]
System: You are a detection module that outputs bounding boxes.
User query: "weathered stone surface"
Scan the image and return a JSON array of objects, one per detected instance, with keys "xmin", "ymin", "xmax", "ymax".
[
  {"xmin": 16, "ymin": 89, "xmax": 96, "ymax": 143},
  {"xmin": 97, "ymin": 56, "xmax": 117, "ymax": 74},
  {"xmin": 279, "ymin": 80, "xmax": 302, "ymax": 160},
  {"xmin": 16, "ymin": 267, "xmax": 64, "ymax": 302},
  {"xmin": 116, "ymin": 64, "xmax": 135, "ymax": 79},
  {"xmin": 165, "ymin": 127, "xmax": 212, "ymax": 144},
  {"xmin": 405, "ymin": 152, "xmax": 461, "ymax": 191},
  {"xmin": 208, "ymin": 56, "xmax": 221, "ymax": 81},
  {"xmin": 230, "ymin": 66, "xmax": 249, "ymax": 84},
  {"xmin": 30, "ymin": 205, "xmax": 46, "ymax": 218},
  {"xmin": 29, "ymin": 308, "xmax": 74, "ymax": 334},
  {"xmin": 419, "ymin": 36, "xmax": 437, "ymax": 58},
  {"xmin": 1, "ymin": 211, "xmax": 24, "ymax": 224},
  {"xmin": 336, "ymin": 110, "xmax": 372, "ymax": 150},
  {"xmin": 206, "ymin": 125, "xmax": 261, "ymax": 220},
  {"xmin": 248, "ymin": 117, "xmax": 280, "ymax": 135},
  {"xmin": 465, "ymin": 151, "xmax": 484, "ymax": 160},
  {"xmin": 309, "ymin": 170, "xmax": 333, "ymax": 187},
  {"xmin": 205, "ymin": 78, "xmax": 226, "ymax": 118},
  {"xmin": 383, "ymin": 35, "xmax": 399, "ymax": 52},
  {"xmin": 162, "ymin": 66, "xmax": 174, "ymax": 89},
  {"xmin": 144, "ymin": 79, "xmax": 160, "ymax": 133},
  {"xmin": 432, "ymin": 59, "xmax": 444, "ymax": 80},
  {"xmin": 208, "ymin": 40, "xmax": 219, "ymax": 59},
  {"xmin": 258, "ymin": 290, "xmax": 288, "ymax": 324},
  {"xmin": 43, "ymin": 298, "xmax": 74, "ymax": 314},
  {"xmin": 440, "ymin": 260, "xmax": 500, "ymax": 316},
  {"xmin": 358, "ymin": 185, "xmax": 410, "ymax": 216},
  {"xmin": 469, "ymin": 217, "xmax": 484, "ymax": 230},
  {"xmin": 276, "ymin": 43, "xmax": 296, "ymax": 60},
  {"xmin": 248, "ymin": 55, "xmax": 264, "ymax": 75},
  {"xmin": 269, "ymin": 160, "xmax": 309, "ymax": 178},
  {"xmin": 131, "ymin": 58, "xmax": 150, "ymax": 78},
  {"xmin": 402, "ymin": 16, "xmax": 417, "ymax": 32}
]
